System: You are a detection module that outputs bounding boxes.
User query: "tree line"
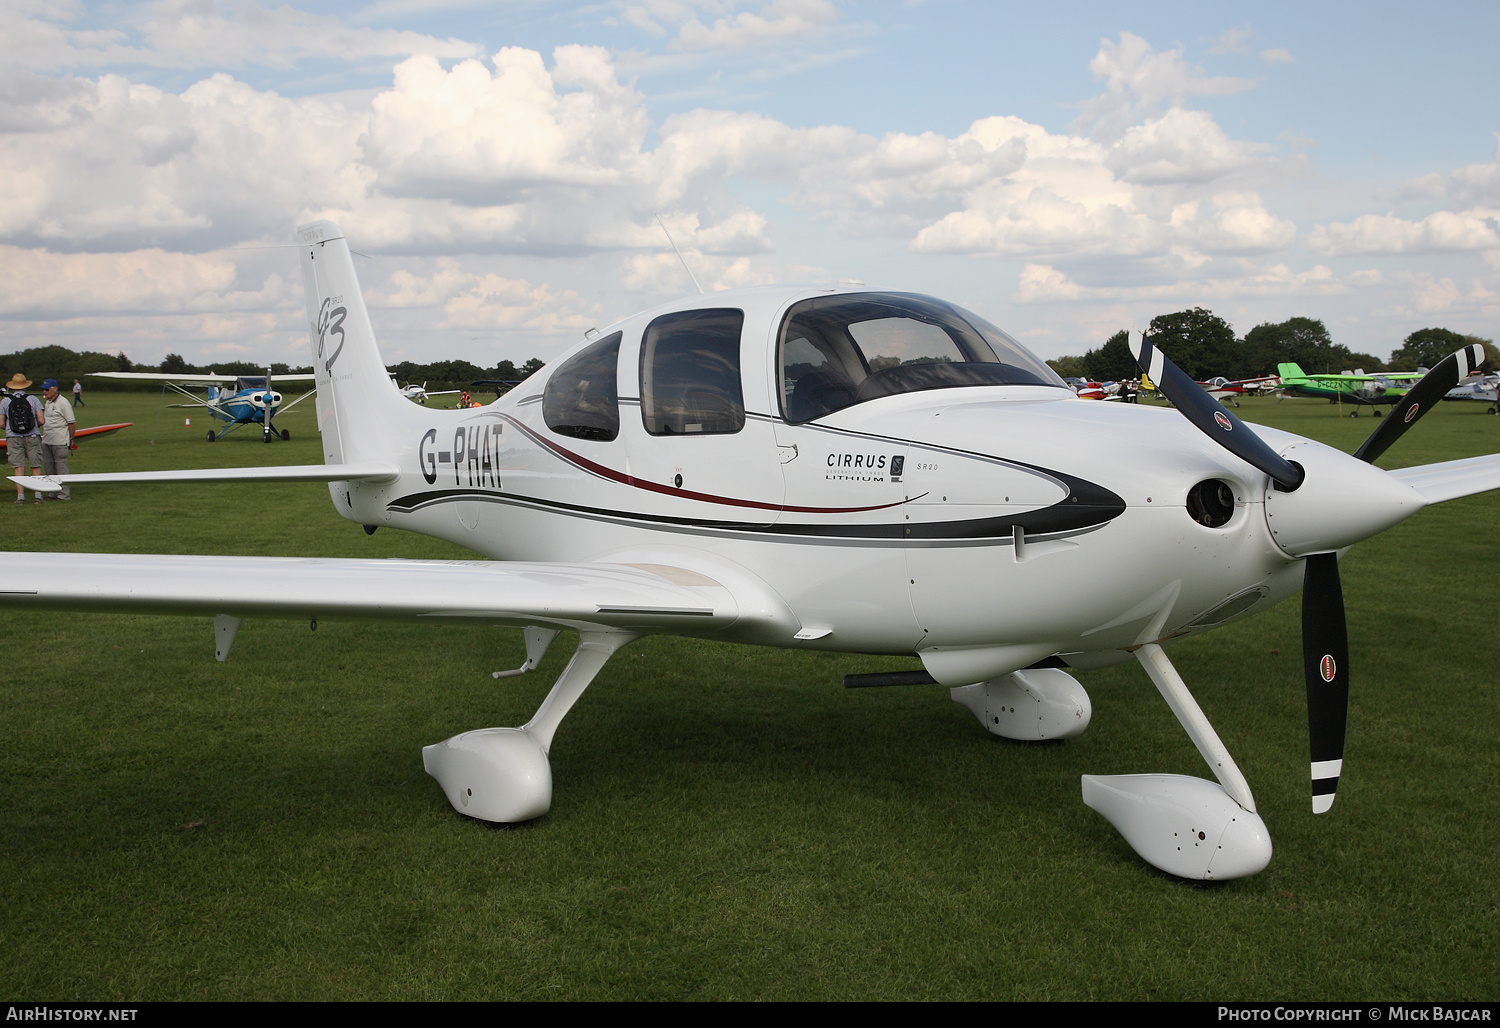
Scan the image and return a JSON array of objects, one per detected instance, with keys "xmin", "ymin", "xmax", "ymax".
[
  {"xmin": 1047, "ymin": 309, "xmax": 1498, "ymax": 383},
  {"xmin": 0, "ymin": 345, "xmax": 546, "ymax": 394}
]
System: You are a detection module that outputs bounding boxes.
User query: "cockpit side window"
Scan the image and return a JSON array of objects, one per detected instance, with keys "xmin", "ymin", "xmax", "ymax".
[
  {"xmin": 544, "ymin": 331, "xmax": 622, "ymax": 442},
  {"xmin": 779, "ymin": 292, "xmax": 1066, "ymax": 423},
  {"xmin": 640, "ymin": 308, "xmax": 746, "ymax": 436}
]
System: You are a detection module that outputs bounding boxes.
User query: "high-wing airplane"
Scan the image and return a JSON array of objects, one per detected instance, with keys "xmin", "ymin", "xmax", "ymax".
[
  {"xmin": 0, "ymin": 422, "xmax": 132, "ymax": 450},
  {"xmin": 1276, "ymin": 362, "xmax": 1423, "ymax": 415},
  {"xmin": 90, "ymin": 369, "xmax": 317, "ymax": 441},
  {"xmin": 8, "ymin": 221, "xmax": 1500, "ymax": 881},
  {"xmin": 397, "ymin": 381, "xmax": 462, "ymax": 405}
]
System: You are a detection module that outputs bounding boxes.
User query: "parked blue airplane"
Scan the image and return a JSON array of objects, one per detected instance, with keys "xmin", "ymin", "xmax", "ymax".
[{"xmin": 91, "ymin": 369, "xmax": 317, "ymax": 442}]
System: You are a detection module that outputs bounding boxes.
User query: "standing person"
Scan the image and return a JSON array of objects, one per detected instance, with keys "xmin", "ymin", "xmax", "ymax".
[
  {"xmin": 2, "ymin": 373, "xmax": 45, "ymax": 504},
  {"xmin": 40, "ymin": 378, "xmax": 76, "ymax": 501},
  {"xmin": 72, "ymin": 378, "xmax": 85, "ymax": 407}
]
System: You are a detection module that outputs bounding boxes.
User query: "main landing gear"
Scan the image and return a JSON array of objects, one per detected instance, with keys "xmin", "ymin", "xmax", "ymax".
[{"xmin": 422, "ymin": 628, "xmax": 637, "ymax": 822}]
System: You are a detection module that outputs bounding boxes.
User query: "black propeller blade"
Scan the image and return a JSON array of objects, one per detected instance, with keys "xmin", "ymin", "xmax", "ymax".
[
  {"xmin": 1302, "ymin": 553, "xmax": 1349, "ymax": 813},
  {"xmin": 1130, "ymin": 333, "xmax": 1306, "ymax": 492},
  {"xmin": 1352, "ymin": 343, "xmax": 1487, "ymax": 464}
]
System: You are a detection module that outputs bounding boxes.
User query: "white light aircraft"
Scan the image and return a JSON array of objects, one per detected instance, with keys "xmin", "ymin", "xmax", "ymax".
[
  {"xmin": 9, "ymin": 222, "xmax": 1500, "ymax": 881},
  {"xmin": 397, "ymin": 381, "xmax": 462, "ymax": 405}
]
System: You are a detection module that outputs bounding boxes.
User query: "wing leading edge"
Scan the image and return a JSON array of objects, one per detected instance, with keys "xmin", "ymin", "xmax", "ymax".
[
  {"xmin": 1387, "ymin": 454, "xmax": 1500, "ymax": 505},
  {"xmin": 0, "ymin": 552, "xmax": 800, "ymax": 639}
]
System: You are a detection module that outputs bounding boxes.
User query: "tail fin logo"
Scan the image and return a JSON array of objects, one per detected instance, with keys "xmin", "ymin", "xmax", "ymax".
[{"xmin": 316, "ymin": 297, "xmax": 348, "ymax": 374}]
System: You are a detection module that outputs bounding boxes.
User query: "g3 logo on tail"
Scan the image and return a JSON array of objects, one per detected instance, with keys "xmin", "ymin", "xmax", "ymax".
[{"xmin": 316, "ymin": 297, "xmax": 348, "ymax": 374}]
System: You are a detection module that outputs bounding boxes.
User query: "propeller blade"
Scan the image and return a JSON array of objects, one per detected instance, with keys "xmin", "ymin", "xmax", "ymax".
[
  {"xmin": 1302, "ymin": 552, "xmax": 1350, "ymax": 814},
  {"xmin": 1352, "ymin": 343, "xmax": 1487, "ymax": 464},
  {"xmin": 1130, "ymin": 333, "xmax": 1306, "ymax": 492}
]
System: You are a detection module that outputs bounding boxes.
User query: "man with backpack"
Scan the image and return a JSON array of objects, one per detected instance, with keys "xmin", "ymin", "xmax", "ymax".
[{"xmin": 3, "ymin": 373, "xmax": 45, "ymax": 504}]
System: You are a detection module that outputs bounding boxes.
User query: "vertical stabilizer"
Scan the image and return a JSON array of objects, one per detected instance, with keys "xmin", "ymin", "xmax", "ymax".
[{"xmin": 298, "ymin": 221, "xmax": 403, "ymax": 466}]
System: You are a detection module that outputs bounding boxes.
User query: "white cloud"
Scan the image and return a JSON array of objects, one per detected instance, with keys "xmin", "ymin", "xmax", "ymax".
[
  {"xmin": 1014, "ymin": 260, "xmax": 1345, "ymax": 304},
  {"xmin": 1107, "ymin": 108, "xmax": 1272, "ymax": 184},
  {"xmin": 0, "ymin": 242, "xmax": 290, "ymax": 315},
  {"xmin": 1075, "ymin": 31, "xmax": 1255, "ymax": 142},
  {"xmin": 0, "ymin": 0, "xmax": 479, "ymax": 71},
  {"xmin": 367, "ymin": 256, "xmax": 601, "ymax": 334},
  {"xmin": 1307, "ymin": 210, "xmax": 1500, "ymax": 255},
  {"xmin": 1260, "ymin": 48, "xmax": 1294, "ymax": 64},
  {"xmin": 669, "ymin": 0, "xmax": 835, "ymax": 51},
  {"xmin": 1208, "ymin": 25, "xmax": 1254, "ymax": 55}
]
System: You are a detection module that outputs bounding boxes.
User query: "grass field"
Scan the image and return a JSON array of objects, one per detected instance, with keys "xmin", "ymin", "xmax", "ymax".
[{"xmin": 2, "ymin": 390, "xmax": 1498, "ymax": 1000}]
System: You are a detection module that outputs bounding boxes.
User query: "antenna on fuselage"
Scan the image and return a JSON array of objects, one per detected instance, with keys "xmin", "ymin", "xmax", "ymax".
[{"xmin": 654, "ymin": 213, "xmax": 704, "ymax": 295}]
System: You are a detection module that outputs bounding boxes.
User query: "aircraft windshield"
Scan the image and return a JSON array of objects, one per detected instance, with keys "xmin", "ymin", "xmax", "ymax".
[{"xmin": 778, "ymin": 292, "xmax": 1066, "ymax": 423}]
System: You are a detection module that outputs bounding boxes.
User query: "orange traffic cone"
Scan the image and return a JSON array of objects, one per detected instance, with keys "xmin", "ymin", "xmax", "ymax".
[{"xmin": 185, "ymin": 417, "xmax": 191, "ymax": 427}]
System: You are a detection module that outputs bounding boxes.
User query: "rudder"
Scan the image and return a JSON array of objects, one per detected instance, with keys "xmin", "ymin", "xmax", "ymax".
[{"xmin": 298, "ymin": 221, "xmax": 405, "ymax": 466}]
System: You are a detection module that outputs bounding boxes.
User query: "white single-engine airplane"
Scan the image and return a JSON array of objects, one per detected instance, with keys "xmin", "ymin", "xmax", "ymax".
[
  {"xmin": 9, "ymin": 222, "xmax": 1500, "ymax": 881},
  {"xmin": 397, "ymin": 381, "xmax": 462, "ymax": 405}
]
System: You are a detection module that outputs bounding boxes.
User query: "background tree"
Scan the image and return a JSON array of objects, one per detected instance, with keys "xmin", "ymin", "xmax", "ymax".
[
  {"xmin": 1046, "ymin": 354, "xmax": 1089, "ymax": 379},
  {"xmin": 1389, "ymin": 327, "xmax": 1469, "ymax": 372},
  {"xmin": 1081, "ymin": 329, "xmax": 1138, "ymax": 381},
  {"xmin": 1240, "ymin": 317, "xmax": 1382, "ymax": 376},
  {"xmin": 1145, "ymin": 308, "xmax": 1236, "ymax": 380},
  {"xmin": 1465, "ymin": 335, "xmax": 1500, "ymax": 370}
]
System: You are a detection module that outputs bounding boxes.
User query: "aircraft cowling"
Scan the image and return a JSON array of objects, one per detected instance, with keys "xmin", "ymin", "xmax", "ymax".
[{"xmin": 1261, "ymin": 438, "xmax": 1425, "ymax": 558}]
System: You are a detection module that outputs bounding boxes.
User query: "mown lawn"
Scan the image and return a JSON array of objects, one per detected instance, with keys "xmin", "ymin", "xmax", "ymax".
[{"xmin": 1, "ymin": 390, "xmax": 1497, "ymax": 1000}]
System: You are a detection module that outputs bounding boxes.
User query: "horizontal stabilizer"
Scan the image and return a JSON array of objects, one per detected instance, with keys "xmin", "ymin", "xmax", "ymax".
[
  {"xmin": 91, "ymin": 371, "xmax": 318, "ymax": 385},
  {"xmin": 1387, "ymin": 454, "xmax": 1500, "ymax": 504},
  {"xmin": 9, "ymin": 461, "xmax": 399, "ymax": 493}
]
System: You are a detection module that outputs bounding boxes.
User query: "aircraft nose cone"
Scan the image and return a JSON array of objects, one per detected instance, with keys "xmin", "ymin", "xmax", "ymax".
[{"xmin": 1263, "ymin": 439, "xmax": 1426, "ymax": 557}]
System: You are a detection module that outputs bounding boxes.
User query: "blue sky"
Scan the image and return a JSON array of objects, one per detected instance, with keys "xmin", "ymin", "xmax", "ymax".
[{"xmin": 2, "ymin": 1, "xmax": 1496, "ymax": 370}]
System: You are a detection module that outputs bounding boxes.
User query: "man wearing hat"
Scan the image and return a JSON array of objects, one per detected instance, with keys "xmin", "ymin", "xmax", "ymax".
[
  {"xmin": 40, "ymin": 378, "xmax": 76, "ymax": 500},
  {"xmin": 2, "ymin": 373, "xmax": 45, "ymax": 504}
]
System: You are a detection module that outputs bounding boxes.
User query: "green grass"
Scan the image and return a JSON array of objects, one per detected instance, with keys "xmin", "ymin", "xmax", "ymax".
[{"xmin": 2, "ymin": 392, "xmax": 1498, "ymax": 1000}]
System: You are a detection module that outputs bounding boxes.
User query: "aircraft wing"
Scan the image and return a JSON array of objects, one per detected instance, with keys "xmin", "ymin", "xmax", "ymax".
[
  {"xmin": 1388, "ymin": 454, "xmax": 1500, "ymax": 504},
  {"xmin": 10, "ymin": 461, "xmax": 399, "ymax": 493},
  {"xmin": 0, "ymin": 553, "xmax": 784, "ymax": 638},
  {"xmin": 0, "ymin": 423, "xmax": 130, "ymax": 450}
]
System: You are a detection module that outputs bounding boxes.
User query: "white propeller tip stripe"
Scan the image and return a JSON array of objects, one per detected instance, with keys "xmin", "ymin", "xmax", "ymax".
[
  {"xmin": 1311, "ymin": 758, "xmax": 1343, "ymax": 780},
  {"xmin": 1312, "ymin": 794, "xmax": 1336, "ymax": 814}
]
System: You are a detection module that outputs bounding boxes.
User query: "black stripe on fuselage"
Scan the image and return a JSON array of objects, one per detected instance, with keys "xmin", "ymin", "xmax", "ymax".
[
  {"xmin": 386, "ymin": 487, "xmax": 1122, "ymax": 543},
  {"xmin": 396, "ymin": 406, "xmax": 1127, "ymax": 542}
]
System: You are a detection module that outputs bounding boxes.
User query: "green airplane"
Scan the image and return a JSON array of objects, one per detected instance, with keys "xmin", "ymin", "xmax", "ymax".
[{"xmin": 1276, "ymin": 362, "xmax": 1424, "ymax": 417}]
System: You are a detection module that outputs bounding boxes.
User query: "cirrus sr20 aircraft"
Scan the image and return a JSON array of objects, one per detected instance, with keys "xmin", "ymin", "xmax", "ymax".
[{"xmin": 8, "ymin": 221, "xmax": 1500, "ymax": 880}]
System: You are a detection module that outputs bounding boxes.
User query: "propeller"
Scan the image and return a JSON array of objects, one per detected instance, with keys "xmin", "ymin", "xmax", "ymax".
[
  {"xmin": 1301, "ymin": 552, "xmax": 1348, "ymax": 813},
  {"xmin": 1130, "ymin": 334, "xmax": 1487, "ymax": 814},
  {"xmin": 1130, "ymin": 333, "xmax": 1305, "ymax": 492},
  {"xmin": 1352, "ymin": 343, "xmax": 1486, "ymax": 464}
]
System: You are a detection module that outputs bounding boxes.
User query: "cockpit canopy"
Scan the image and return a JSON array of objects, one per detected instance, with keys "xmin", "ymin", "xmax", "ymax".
[
  {"xmin": 778, "ymin": 292, "xmax": 1066, "ymax": 423},
  {"xmin": 540, "ymin": 289, "xmax": 1068, "ymax": 442}
]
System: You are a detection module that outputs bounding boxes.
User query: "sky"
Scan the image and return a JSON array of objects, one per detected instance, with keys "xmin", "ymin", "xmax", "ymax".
[{"xmin": 1, "ymin": 0, "xmax": 1497, "ymax": 371}]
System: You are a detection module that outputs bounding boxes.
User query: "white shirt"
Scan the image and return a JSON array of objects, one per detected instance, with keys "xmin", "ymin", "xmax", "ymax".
[{"xmin": 43, "ymin": 394, "xmax": 74, "ymax": 445}]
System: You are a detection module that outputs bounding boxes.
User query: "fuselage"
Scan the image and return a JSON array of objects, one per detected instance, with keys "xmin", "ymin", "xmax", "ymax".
[
  {"xmin": 321, "ymin": 285, "xmax": 1312, "ymax": 672},
  {"xmin": 207, "ymin": 379, "xmax": 287, "ymax": 424}
]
